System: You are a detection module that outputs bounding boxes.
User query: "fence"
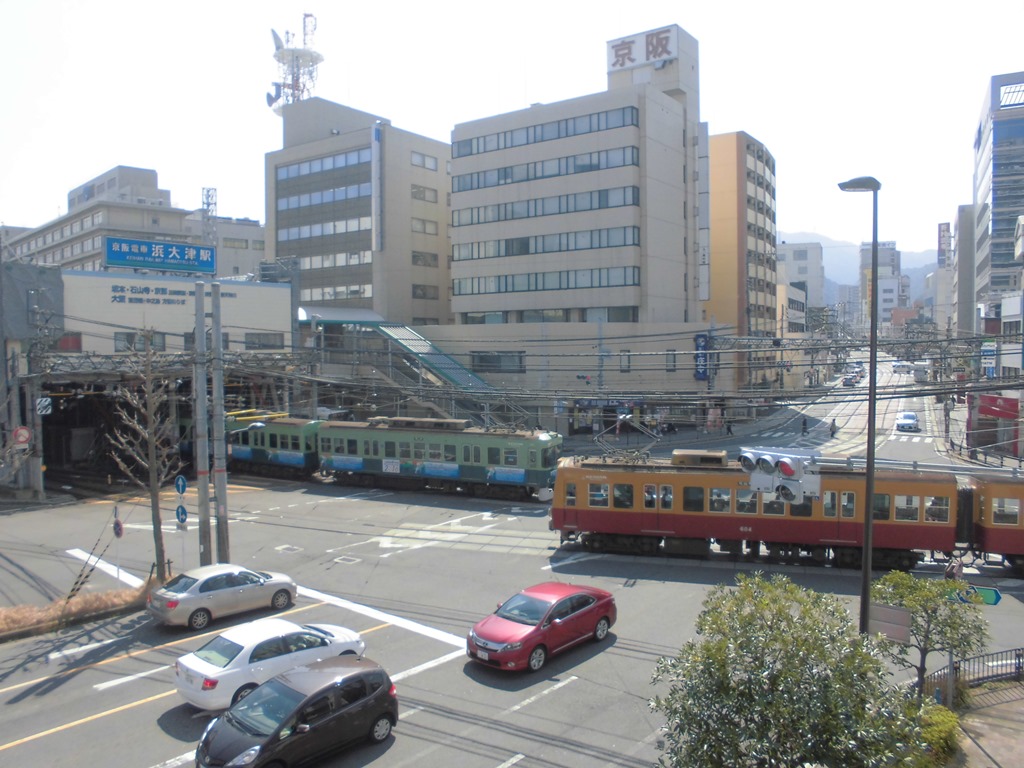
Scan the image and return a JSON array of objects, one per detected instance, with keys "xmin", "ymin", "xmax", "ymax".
[{"xmin": 923, "ymin": 647, "xmax": 1024, "ymax": 698}]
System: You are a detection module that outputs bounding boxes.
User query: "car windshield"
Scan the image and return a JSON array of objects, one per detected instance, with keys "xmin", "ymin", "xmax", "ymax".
[
  {"xmin": 226, "ymin": 678, "xmax": 304, "ymax": 738},
  {"xmin": 194, "ymin": 636, "xmax": 244, "ymax": 667},
  {"xmin": 496, "ymin": 593, "xmax": 552, "ymax": 626},
  {"xmin": 899, "ymin": 413, "xmax": 916, "ymax": 421},
  {"xmin": 161, "ymin": 574, "xmax": 199, "ymax": 594}
]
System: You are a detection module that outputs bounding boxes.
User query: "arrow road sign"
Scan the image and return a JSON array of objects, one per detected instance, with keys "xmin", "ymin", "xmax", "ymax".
[
  {"xmin": 176, "ymin": 505, "xmax": 188, "ymax": 525},
  {"xmin": 174, "ymin": 475, "xmax": 187, "ymax": 495}
]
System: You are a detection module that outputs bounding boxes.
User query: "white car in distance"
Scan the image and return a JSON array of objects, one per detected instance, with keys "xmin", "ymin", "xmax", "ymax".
[
  {"xmin": 175, "ymin": 617, "xmax": 365, "ymax": 710},
  {"xmin": 895, "ymin": 412, "xmax": 920, "ymax": 432}
]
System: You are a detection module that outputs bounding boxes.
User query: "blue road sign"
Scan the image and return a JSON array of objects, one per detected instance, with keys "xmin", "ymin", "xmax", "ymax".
[
  {"xmin": 175, "ymin": 475, "xmax": 187, "ymax": 495},
  {"xmin": 176, "ymin": 505, "xmax": 188, "ymax": 525}
]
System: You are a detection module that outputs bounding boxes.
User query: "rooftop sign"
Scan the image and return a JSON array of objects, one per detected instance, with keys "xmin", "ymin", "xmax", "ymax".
[
  {"xmin": 607, "ymin": 26, "xmax": 680, "ymax": 74},
  {"xmin": 105, "ymin": 236, "xmax": 216, "ymax": 274}
]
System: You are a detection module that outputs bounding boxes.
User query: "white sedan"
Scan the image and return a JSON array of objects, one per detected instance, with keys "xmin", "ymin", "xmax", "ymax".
[
  {"xmin": 895, "ymin": 412, "xmax": 920, "ymax": 432},
  {"xmin": 175, "ymin": 617, "xmax": 365, "ymax": 710}
]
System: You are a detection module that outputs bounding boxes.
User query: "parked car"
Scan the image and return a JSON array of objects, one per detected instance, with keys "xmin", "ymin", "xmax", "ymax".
[
  {"xmin": 195, "ymin": 656, "xmax": 397, "ymax": 768},
  {"xmin": 467, "ymin": 582, "xmax": 616, "ymax": 672},
  {"xmin": 895, "ymin": 411, "xmax": 921, "ymax": 432},
  {"xmin": 147, "ymin": 563, "xmax": 297, "ymax": 630},
  {"xmin": 176, "ymin": 617, "xmax": 365, "ymax": 710}
]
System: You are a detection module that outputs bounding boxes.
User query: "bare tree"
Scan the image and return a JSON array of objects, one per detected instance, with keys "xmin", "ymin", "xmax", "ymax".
[{"xmin": 107, "ymin": 331, "xmax": 183, "ymax": 582}]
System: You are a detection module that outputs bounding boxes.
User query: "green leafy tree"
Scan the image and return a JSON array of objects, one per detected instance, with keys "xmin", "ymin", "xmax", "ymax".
[
  {"xmin": 871, "ymin": 571, "xmax": 989, "ymax": 707},
  {"xmin": 651, "ymin": 573, "xmax": 923, "ymax": 768}
]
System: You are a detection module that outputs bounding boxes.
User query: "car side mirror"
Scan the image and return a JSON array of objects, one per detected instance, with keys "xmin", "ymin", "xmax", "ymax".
[{"xmin": 295, "ymin": 723, "xmax": 311, "ymax": 734}]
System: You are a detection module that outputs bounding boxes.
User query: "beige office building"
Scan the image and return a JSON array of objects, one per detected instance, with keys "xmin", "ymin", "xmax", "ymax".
[
  {"xmin": 265, "ymin": 98, "xmax": 451, "ymax": 327},
  {"xmin": 5, "ymin": 166, "xmax": 266, "ymax": 278},
  {"xmin": 430, "ymin": 25, "xmax": 720, "ymax": 420}
]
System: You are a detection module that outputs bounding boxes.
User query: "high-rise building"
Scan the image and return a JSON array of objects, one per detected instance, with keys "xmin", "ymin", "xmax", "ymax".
[
  {"xmin": 707, "ymin": 131, "xmax": 777, "ymax": 388},
  {"xmin": 777, "ymin": 242, "xmax": 825, "ymax": 307},
  {"xmin": 265, "ymin": 98, "xmax": 451, "ymax": 326},
  {"xmin": 973, "ymin": 71, "xmax": 1024, "ymax": 315},
  {"xmin": 448, "ymin": 25, "xmax": 703, "ymax": 328},
  {"xmin": 952, "ymin": 204, "xmax": 978, "ymax": 337}
]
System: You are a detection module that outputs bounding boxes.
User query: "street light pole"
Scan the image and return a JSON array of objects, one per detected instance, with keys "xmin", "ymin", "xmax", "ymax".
[{"xmin": 838, "ymin": 175, "xmax": 881, "ymax": 634}]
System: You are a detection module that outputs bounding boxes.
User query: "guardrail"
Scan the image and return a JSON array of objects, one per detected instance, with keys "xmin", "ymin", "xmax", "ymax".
[{"xmin": 922, "ymin": 647, "xmax": 1024, "ymax": 699}]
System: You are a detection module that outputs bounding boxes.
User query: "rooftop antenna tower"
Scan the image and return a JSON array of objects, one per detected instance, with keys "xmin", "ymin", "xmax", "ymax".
[{"xmin": 266, "ymin": 13, "xmax": 323, "ymax": 115}]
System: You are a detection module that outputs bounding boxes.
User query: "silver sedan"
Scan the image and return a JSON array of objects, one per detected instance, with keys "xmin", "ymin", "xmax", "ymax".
[{"xmin": 147, "ymin": 563, "xmax": 297, "ymax": 630}]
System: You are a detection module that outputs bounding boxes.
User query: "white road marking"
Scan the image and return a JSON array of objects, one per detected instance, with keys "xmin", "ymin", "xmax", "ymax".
[
  {"xmin": 298, "ymin": 586, "xmax": 464, "ymax": 646},
  {"xmin": 391, "ymin": 649, "xmax": 466, "ymax": 681},
  {"xmin": 65, "ymin": 548, "xmax": 145, "ymax": 588},
  {"xmin": 543, "ymin": 552, "xmax": 606, "ymax": 570},
  {"xmin": 502, "ymin": 676, "xmax": 577, "ymax": 714},
  {"xmin": 48, "ymin": 636, "xmax": 125, "ymax": 661},
  {"xmin": 496, "ymin": 755, "xmax": 526, "ymax": 767},
  {"xmin": 94, "ymin": 665, "xmax": 171, "ymax": 691}
]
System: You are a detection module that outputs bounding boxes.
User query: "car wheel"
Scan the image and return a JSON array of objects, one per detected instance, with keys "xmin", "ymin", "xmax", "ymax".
[
  {"xmin": 593, "ymin": 616, "xmax": 610, "ymax": 642},
  {"xmin": 527, "ymin": 645, "xmax": 547, "ymax": 672},
  {"xmin": 271, "ymin": 589, "xmax": 292, "ymax": 610},
  {"xmin": 368, "ymin": 714, "xmax": 392, "ymax": 743},
  {"xmin": 232, "ymin": 683, "xmax": 257, "ymax": 705},
  {"xmin": 188, "ymin": 608, "xmax": 212, "ymax": 631}
]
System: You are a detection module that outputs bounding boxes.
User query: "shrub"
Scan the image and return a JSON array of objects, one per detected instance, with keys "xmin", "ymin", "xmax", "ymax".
[
  {"xmin": 0, "ymin": 586, "xmax": 149, "ymax": 638},
  {"xmin": 918, "ymin": 703, "xmax": 960, "ymax": 765}
]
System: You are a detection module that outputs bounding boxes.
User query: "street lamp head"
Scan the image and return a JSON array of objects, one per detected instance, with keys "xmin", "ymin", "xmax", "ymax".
[{"xmin": 838, "ymin": 176, "xmax": 881, "ymax": 192}]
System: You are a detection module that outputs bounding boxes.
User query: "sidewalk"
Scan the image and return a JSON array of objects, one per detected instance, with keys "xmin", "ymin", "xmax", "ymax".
[{"xmin": 958, "ymin": 683, "xmax": 1024, "ymax": 767}]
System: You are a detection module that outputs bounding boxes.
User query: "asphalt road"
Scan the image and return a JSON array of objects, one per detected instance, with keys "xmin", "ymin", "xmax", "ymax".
[{"xmin": 1, "ymin": 477, "xmax": 1023, "ymax": 768}]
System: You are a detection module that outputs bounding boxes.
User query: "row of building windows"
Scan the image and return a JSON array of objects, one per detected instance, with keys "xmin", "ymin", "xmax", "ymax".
[
  {"xmin": 452, "ymin": 147, "xmax": 640, "ymax": 193},
  {"xmin": 117, "ymin": 331, "xmax": 286, "ymax": 352},
  {"xmin": 276, "ymin": 182, "xmax": 372, "ymax": 211},
  {"xmin": 37, "ymin": 235, "xmax": 104, "ymax": 264},
  {"xmin": 276, "ymin": 148, "xmax": 372, "ymax": 181},
  {"xmin": 277, "ymin": 216, "xmax": 372, "ymax": 243},
  {"xmin": 412, "ymin": 284, "xmax": 439, "ymax": 300},
  {"xmin": 453, "ymin": 266, "xmax": 640, "ymax": 296},
  {"xmin": 452, "ymin": 107, "xmax": 639, "ymax": 158},
  {"xmin": 452, "ymin": 186, "xmax": 640, "ymax": 227},
  {"xmin": 453, "ymin": 226, "xmax": 640, "ymax": 261},
  {"xmin": 300, "ymin": 284, "xmax": 373, "ymax": 302},
  {"xmin": 298, "ymin": 250, "xmax": 372, "ymax": 271},
  {"xmin": 17, "ymin": 211, "xmax": 106, "ymax": 256},
  {"xmin": 461, "ymin": 306, "xmax": 638, "ymax": 324}
]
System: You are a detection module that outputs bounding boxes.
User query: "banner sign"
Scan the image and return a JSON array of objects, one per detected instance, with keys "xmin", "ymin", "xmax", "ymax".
[{"xmin": 105, "ymin": 236, "xmax": 216, "ymax": 274}]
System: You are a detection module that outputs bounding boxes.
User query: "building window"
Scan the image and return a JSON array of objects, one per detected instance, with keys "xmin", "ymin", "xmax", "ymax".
[
  {"xmin": 114, "ymin": 332, "xmax": 166, "ymax": 352},
  {"xmin": 453, "ymin": 266, "xmax": 640, "ymax": 296},
  {"xmin": 412, "ymin": 251, "xmax": 438, "ymax": 267},
  {"xmin": 452, "ymin": 226, "xmax": 640, "ymax": 261},
  {"xmin": 412, "ymin": 284, "xmax": 439, "ymax": 300},
  {"xmin": 666, "ymin": 350, "xmax": 677, "ymax": 372},
  {"xmin": 411, "ymin": 184, "xmax": 438, "ymax": 203},
  {"xmin": 411, "ymin": 218, "xmax": 438, "ymax": 235},
  {"xmin": 452, "ymin": 186, "xmax": 639, "ymax": 227},
  {"xmin": 244, "ymin": 332, "xmax": 284, "ymax": 350},
  {"xmin": 619, "ymin": 350, "xmax": 631, "ymax": 373},
  {"xmin": 470, "ymin": 351, "xmax": 525, "ymax": 373},
  {"xmin": 452, "ymin": 106, "xmax": 639, "ymax": 157},
  {"xmin": 411, "ymin": 151, "xmax": 438, "ymax": 170},
  {"xmin": 223, "ymin": 237, "xmax": 249, "ymax": 248}
]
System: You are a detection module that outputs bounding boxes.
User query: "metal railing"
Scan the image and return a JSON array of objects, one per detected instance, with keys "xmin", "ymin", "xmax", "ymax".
[{"xmin": 923, "ymin": 647, "xmax": 1024, "ymax": 694}]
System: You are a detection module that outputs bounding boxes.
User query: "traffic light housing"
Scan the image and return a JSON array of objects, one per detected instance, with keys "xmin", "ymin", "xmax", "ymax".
[{"xmin": 738, "ymin": 448, "xmax": 820, "ymax": 500}]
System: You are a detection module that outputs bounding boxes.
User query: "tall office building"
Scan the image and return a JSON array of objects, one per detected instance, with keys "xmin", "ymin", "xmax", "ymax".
[
  {"xmin": 777, "ymin": 242, "xmax": 825, "ymax": 308},
  {"xmin": 448, "ymin": 25, "xmax": 703, "ymax": 328},
  {"xmin": 952, "ymin": 204, "xmax": 977, "ymax": 338},
  {"xmin": 973, "ymin": 71, "xmax": 1024, "ymax": 316},
  {"xmin": 707, "ymin": 131, "xmax": 777, "ymax": 388},
  {"xmin": 265, "ymin": 98, "xmax": 451, "ymax": 326},
  {"xmin": 858, "ymin": 241, "xmax": 902, "ymax": 330}
]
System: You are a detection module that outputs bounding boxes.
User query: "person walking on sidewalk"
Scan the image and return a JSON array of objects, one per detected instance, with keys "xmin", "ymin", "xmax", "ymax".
[
  {"xmin": 726, "ymin": 420, "xmax": 733, "ymax": 436},
  {"xmin": 801, "ymin": 416, "xmax": 808, "ymax": 435},
  {"xmin": 829, "ymin": 419, "xmax": 838, "ymax": 438}
]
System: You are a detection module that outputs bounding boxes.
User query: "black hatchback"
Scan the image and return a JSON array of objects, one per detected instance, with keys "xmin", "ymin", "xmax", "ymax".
[{"xmin": 195, "ymin": 656, "xmax": 397, "ymax": 768}]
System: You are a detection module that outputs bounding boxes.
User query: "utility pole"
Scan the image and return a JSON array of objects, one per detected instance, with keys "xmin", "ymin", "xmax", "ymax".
[
  {"xmin": 194, "ymin": 282, "xmax": 212, "ymax": 564},
  {"xmin": 212, "ymin": 284, "xmax": 229, "ymax": 563}
]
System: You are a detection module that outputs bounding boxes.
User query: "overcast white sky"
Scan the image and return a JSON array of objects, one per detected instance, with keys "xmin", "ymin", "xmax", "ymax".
[{"xmin": 1, "ymin": 0, "xmax": 1021, "ymax": 254}]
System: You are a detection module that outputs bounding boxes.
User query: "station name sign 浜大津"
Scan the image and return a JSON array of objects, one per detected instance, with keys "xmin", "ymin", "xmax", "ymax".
[{"xmin": 105, "ymin": 236, "xmax": 216, "ymax": 274}]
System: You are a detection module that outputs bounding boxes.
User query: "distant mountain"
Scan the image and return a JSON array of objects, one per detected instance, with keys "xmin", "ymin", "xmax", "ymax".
[{"xmin": 779, "ymin": 231, "xmax": 938, "ymax": 302}]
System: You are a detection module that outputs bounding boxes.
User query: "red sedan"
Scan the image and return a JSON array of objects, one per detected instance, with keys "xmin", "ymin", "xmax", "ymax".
[{"xmin": 466, "ymin": 582, "xmax": 616, "ymax": 672}]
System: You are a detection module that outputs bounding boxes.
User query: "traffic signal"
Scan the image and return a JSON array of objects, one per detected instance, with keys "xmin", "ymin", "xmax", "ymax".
[{"xmin": 738, "ymin": 448, "xmax": 819, "ymax": 500}]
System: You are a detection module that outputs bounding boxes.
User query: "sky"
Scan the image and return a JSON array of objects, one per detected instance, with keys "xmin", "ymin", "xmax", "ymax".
[{"xmin": 1, "ymin": 0, "xmax": 1021, "ymax": 256}]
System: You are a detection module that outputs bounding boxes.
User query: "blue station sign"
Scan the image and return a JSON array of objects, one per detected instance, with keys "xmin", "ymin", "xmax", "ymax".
[{"xmin": 105, "ymin": 236, "xmax": 216, "ymax": 274}]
